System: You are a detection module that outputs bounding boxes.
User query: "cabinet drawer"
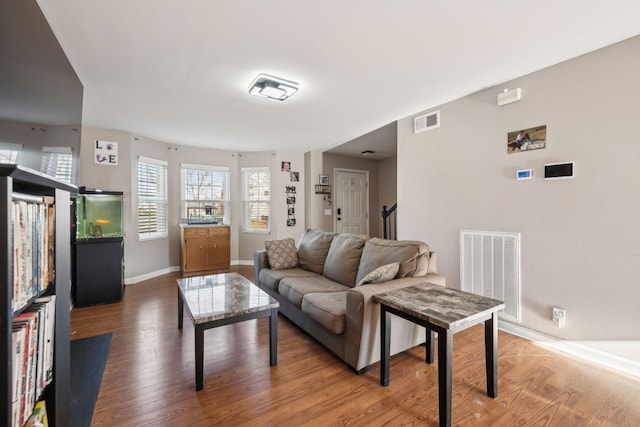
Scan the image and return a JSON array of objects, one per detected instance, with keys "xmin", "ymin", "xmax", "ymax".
[
  {"xmin": 208, "ymin": 227, "xmax": 229, "ymax": 236},
  {"xmin": 184, "ymin": 227, "xmax": 209, "ymax": 237}
]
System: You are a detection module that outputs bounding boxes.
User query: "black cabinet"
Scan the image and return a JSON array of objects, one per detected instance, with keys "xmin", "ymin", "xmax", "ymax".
[{"xmin": 74, "ymin": 238, "xmax": 124, "ymax": 307}]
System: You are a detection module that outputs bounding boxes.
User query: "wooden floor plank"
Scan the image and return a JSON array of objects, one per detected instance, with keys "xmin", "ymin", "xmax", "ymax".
[{"xmin": 70, "ymin": 266, "xmax": 640, "ymax": 426}]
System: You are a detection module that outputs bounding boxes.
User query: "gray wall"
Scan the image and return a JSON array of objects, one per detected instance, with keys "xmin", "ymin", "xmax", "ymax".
[
  {"xmin": 397, "ymin": 35, "xmax": 640, "ymax": 363},
  {"xmin": 377, "ymin": 156, "xmax": 397, "ymax": 237},
  {"xmin": 80, "ymin": 127, "xmax": 305, "ymax": 278}
]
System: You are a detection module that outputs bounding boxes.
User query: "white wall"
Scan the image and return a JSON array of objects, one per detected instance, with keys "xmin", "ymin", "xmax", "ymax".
[{"xmin": 397, "ymin": 36, "xmax": 640, "ymax": 364}]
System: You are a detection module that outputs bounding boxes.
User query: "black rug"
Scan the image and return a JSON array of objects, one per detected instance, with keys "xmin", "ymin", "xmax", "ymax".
[{"xmin": 70, "ymin": 333, "xmax": 113, "ymax": 427}]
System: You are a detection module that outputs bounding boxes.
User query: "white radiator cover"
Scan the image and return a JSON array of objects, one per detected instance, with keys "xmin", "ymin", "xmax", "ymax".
[{"xmin": 460, "ymin": 230, "xmax": 521, "ymax": 322}]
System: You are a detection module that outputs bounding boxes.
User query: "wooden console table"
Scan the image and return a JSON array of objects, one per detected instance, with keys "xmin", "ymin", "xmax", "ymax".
[{"xmin": 374, "ymin": 283, "xmax": 505, "ymax": 427}]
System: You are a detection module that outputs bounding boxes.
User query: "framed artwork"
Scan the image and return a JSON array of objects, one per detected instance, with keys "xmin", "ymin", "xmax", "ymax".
[
  {"xmin": 286, "ymin": 196, "xmax": 296, "ymax": 204},
  {"xmin": 281, "ymin": 161, "xmax": 290, "ymax": 172},
  {"xmin": 319, "ymin": 175, "xmax": 329, "ymax": 185},
  {"xmin": 507, "ymin": 125, "xmax": 547, "ymax": 154},
  {"xmin": 290, "ymin": 171, "xmax": 299, "ymax": 182}
]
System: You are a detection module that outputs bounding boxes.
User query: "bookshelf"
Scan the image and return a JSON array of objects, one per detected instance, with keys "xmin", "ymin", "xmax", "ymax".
[{"xmin": 1, "ymin": 165, "xmax": 75, "ymax": 427}]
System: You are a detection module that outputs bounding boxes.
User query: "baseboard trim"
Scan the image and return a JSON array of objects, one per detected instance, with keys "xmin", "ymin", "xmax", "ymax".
[
  {"xmin": 232, "ymin": 260, "xmax": 254, "ymax": 266},
  {"xmin": 499, "ymin": 321, "xmax": 640, "ymax": 378},
  {"xmin": 124, "ymin": 266, "xmax": 180, "ymax": 285},
  {"xmin": 125, "ymin": 261, "xmax": 255, "ymax": 284}
]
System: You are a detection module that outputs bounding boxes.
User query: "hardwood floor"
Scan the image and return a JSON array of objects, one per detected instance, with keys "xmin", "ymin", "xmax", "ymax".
[{"xmin": 70, "ymin": 266, "xmax": 640, "ymax": 426}]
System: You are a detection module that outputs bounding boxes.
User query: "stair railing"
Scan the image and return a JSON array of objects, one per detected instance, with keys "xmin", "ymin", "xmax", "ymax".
[{"xmin": 381, "ymin": 203, "xmax": 397, "ymax": 240}]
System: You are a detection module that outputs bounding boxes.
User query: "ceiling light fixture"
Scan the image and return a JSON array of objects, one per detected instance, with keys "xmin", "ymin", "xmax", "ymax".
[
  {"xmin": 361, "ymin": 150, "xmax": 375, "ymax": 156},
  {"xmin": 248, "ymin": 74, "xmax": 299, "ymax": 101}
]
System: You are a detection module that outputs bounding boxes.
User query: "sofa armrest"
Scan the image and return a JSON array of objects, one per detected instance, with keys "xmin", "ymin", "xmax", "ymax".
[
  {"xmin": 344, "ymin": 276, "xmax": 444, "ymax": 370},
  {"xmin": 254, "ymin": 250, "xmax": 270, "ymax": 286}
]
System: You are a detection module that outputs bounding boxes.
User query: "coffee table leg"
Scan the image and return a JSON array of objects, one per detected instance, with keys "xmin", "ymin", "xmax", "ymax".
[
  {"xmin": 438, "ymin": 330, "xmax": 452, "ymax": 427},
  {"xmin": 425, "ymin": 329, "xmax": 435, "ymax": 364},
  {"xmin": 485, "ymin": 312, "xmax": 498, "ymax": 398},
  {"xmin": 269, "ymin": 308, "xmax": 278, "ymax": 366},
  {"xmin": 380, "ymin": 305, "xmax": 390, "ymax": 386},
  {"xmin": 177, "ymin": 289, "xmax": 184, "ymax": 330},
  {"xmin": 195, "ymin": 324, "xmax": 204, "ymax": 391}
]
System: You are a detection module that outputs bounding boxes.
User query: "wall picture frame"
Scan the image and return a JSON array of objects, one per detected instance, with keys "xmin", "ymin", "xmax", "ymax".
[
  {"xmin": 507, "ymin": 125, "xmax": 547, "ymax": 154},
  {"xmin": 319, "ymin": 175, "xmax": 329, "ymax": 185}
]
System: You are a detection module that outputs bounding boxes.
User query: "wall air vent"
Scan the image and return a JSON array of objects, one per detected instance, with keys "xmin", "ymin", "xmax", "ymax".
[{"xmin": 414, "ymin": 110, "xmax": 440, "ymax": 133}]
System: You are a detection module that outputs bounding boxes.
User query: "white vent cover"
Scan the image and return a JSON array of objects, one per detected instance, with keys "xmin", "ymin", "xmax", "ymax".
[
  {"xmin": 414, "ymin": 110, "xmax": 440, "ymax": 133},
  {"xmin": 460, "ymin": 230, "xmax": 521, "ymax": 322},
  {"xmin": 497, "ymin": 88, "xmax": 522, "ymax": 106}
]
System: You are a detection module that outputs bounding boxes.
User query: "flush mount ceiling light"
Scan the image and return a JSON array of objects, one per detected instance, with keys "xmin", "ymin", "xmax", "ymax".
[
  {"xmin": 248, "ymin": 74, "xmax": 299, "ymax": 101},
  {"xmin": 361, "ymin": 150, "xmax": 375, "ymax": 156}
]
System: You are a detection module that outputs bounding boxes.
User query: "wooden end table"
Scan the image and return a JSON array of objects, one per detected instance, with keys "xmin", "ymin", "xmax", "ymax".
[
  {"xmin": 373, "ymin": 283, "xmax": 505, "ymax": 427},
  {"xmin": 177, "ymin": 272, "xmax": 279, "ymax": 391}
]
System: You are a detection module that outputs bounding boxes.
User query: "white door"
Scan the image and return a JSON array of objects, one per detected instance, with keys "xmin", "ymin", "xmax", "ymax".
[{"xmin": 334, "ymin": 169, "xmax": 368, "ymax": 235}]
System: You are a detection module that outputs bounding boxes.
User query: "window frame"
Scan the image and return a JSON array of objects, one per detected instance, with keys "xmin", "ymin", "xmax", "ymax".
[
  {"xmin": 241, "ymin": 167, "xmax": 271, "ymax": 233},
  {"xmin": 180, "ymin": 163, "xmax": 230, "ymax": 225},
  {"xmin": 137, "ymin": 156, "xmax": 169, "ymax": 241}
]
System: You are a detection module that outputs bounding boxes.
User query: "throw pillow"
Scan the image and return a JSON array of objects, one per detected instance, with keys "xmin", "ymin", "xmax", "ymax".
[
  {"xmin": 265, "ymin": 238, "xmax": 298, "ymax": 270},
  {"xmin": 356, "ymin": 262, "xmax": 400, "ymax": 286}
]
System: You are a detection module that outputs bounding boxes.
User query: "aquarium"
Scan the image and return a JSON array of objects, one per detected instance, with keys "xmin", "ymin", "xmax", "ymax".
[{"xmin": 75, "ymin": 190, "xmax": 123, "ymax": 239}]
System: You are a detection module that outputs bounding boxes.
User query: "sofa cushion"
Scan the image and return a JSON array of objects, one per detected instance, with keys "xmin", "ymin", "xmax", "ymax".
[
  {"xmin": 322, "ymin": 234, "xmax": 368, "ymax": 287},
  {"xmin": 355, "ymin": 238, "xmax": 430, "ymax": 285},
  {"xmin": 258, "ymin": 268, "xmax": 319, "ymax": 292},
  {"xmin": 297, "ymin": 229, "xmax": 336, "ymax": 274},
  {"xmin": 302, "ymin": 292, "xmax": 347, "ymax": 335},
  {"xmin": 279, "ymin": 276, "xmax": 350, "ymax": 307},
  {"xmin": 265, "ymin": 238, "xmax": 298, "ymax": 270},
  {"xmin": 356, "ymin": 262, "xmax": 400, "ymax": 286}
]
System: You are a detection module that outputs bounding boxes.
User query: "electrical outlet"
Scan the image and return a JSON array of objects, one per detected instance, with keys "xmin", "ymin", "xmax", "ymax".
[{"xmin": 552, "ymin": 307, "xmax": 566, "ymax": 328}]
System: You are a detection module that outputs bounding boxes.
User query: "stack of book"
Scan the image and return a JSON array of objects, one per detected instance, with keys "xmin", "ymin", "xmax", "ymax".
[
  {"xmin": 11, "ymin": 195, "xmax": 56, "ymax": 427},
  {"xmin": 11, "ymin": 196, "xmax": 55, "ymax": 313}
]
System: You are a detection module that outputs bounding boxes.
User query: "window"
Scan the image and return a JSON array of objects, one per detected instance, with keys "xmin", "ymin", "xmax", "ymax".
[
  {"xmin": 137, "ymin": 156, "xmax": 168, "ymax": 240},
  {"xmin": 181, "ymin": 164, "xmax": 230, "ymax": 224},
  {"xmin": 242, "ymin": 167, "xmax": 270, "ymax": 232},
  {"xmin": 0, "ymin": 143, "xmax": 22, "ymax": 164},
  {"xmin": 41, "ymin": 146, "xmax": 73, "ymax": 184}
]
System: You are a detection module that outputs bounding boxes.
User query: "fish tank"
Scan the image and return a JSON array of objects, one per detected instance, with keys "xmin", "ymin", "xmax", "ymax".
[{"xmin": 75, "ymin": 188, "xmax": 123, "ymax": 239}]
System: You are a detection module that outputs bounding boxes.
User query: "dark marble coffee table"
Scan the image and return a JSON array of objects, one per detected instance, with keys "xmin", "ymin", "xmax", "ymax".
[
  {"xmin": 373, "ymin": 283, "xmax": 505, "ymax": 427},
  {"xmin": 177, "ymin": 272, "xmax": 279, "ymax": 390}
]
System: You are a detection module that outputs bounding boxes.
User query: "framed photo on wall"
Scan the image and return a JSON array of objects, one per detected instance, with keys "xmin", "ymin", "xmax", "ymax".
[
  {"xmin": 507, "ymin": 125, "xmax": 547, "ymax": 154},
  {"xmin": 319, "ymin": 175, "xmax": 329, "ymax": 185}
]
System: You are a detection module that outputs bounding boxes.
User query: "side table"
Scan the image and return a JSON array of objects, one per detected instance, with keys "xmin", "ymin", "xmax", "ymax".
[{"xmin": 374, "ymin": 283, "xmax": 505, "ymax": 427}]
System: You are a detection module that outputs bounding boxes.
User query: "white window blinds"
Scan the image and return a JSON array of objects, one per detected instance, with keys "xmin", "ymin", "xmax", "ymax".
[
  {"xmin": 0, "ymin": 143, "xmax": 22, "ymax": 164},
  {"xmin": 137, "ymin": 156, "xmax": 168, "ymax": 239},
  {"xmin": 242, "ymin": 167, "xmax": 270, "ymax": 232},
  {"xmin": 41, "ymin": 146, "xmax": 73, "ymax": 184}
]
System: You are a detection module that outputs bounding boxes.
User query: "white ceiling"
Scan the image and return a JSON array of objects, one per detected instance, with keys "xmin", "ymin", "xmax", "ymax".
[{"xmin": 36, "ymin": 1, "xmax": 640, "ymax": 154}]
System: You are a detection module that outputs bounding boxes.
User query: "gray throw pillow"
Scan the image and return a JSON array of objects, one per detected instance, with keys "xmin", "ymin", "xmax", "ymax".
[
  {"xmin": 356, "ymin": 262, "xmax": 400, "ymax": 286},
  {"xmin": 265, "ymin": 238, "xmax": 298, "ymax": 270}
]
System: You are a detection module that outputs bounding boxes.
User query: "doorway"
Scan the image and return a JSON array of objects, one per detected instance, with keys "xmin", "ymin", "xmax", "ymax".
[{"xmin": 334, "ymin": 169, "xmax": 369, "ymax": 234}]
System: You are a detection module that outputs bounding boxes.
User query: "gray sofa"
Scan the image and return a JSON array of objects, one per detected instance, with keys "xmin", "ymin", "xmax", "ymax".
[{"xmin": 254, "ymin": 229, "xmax": 445, "ymax": 372}]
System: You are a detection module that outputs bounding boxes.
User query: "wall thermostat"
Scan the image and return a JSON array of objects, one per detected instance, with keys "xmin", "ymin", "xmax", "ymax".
[
  {"xmin": 516, "ymin": 169, "xmax": 532, "ymax": 180},
  {"xmin": 544, "ymin": 161, "xmax": 574, "ymax": 180}
]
